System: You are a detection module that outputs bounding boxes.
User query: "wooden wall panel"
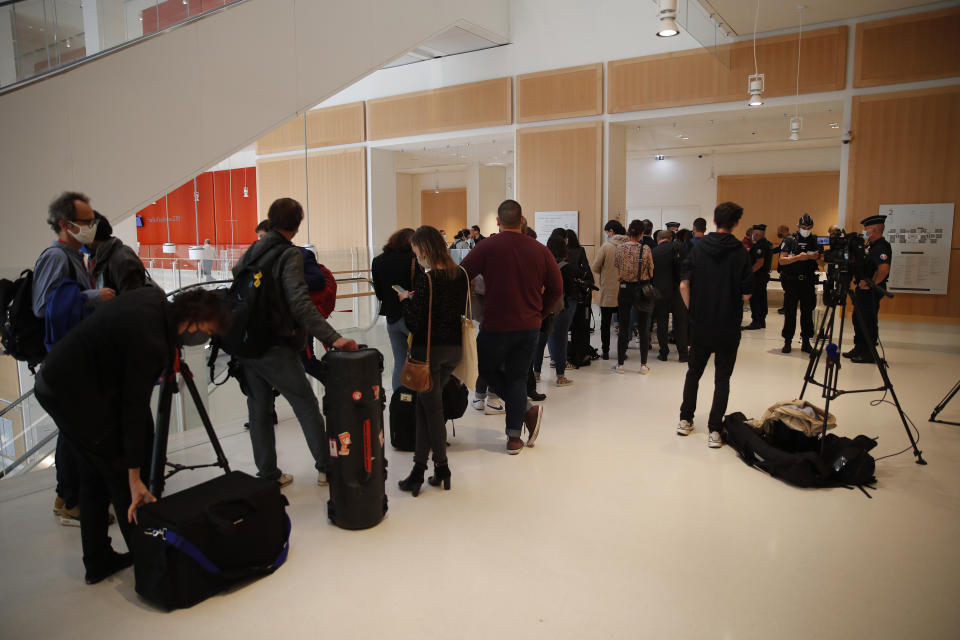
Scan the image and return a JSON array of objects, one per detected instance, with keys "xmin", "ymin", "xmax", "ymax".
[
  {"xmin": 305, "ymin": 102, "xmax": 366, "ymax": 148},
  {"xmin": 306, "ymin": 148, "xmax": 367, "ymax": 254},
  {"xmin": 608, "ymin": 26, "xmax": 847, "ymax": 113},
  {"xmin": 255, "ymin": 115, "xmax": 306, "ymax": 155},
  {"xmin": 421, "ymin": 189, "xmax": 467, "ymax": 236},
  {"xmin": 517, "ymin": 63, "xmax": 603, "ymax": 123},
  {"xmin": 847, "ymin": 86, "xmax": 960, "ymax": 319},
  {"xmin": 854, "ymin": 8, "xmax": 960, "ymax": 88},
  {"xmin": 366, "ymin": 77, "xmax": 513, "ymax": 140},
  {"xmin": 717, "ymin": 172, "xmax": 840, "ymax": 240},
  {"xmin": 256, "ymin": 156, "xmax": 306, "ymax": 220},
  {"xmin": 516, "ymin": 121, "xmax": 603, "ymax": 253}
]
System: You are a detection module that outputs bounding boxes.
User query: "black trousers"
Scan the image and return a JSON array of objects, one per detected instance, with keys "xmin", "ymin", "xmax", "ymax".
[
  {"xmin": 671, "ymin": 294, "xmax": 689, "ymax": 358},
  {"xmin": 781, "ymin": 278, "xmax": 816, "ymax": 341},
  {"xmin": 568, "ymin": 302, "xmax": 591, "ymax": 365},
  {"xmin": 654, "ymin": 297, "xmax": 672, "ymax": 357},
  {"xmin": 55, "ymin": 433, "xmax": 80, "ymax": 509},
  {"xmin": 599, "ymin": 306, "xmax": 617, "ymax": 355},
  {"xmin": 751, "ymin": 274, "xmax": 769, "ymax": 325},
  {"xmin": 852, "ymin": 287, "xmax": 882, "ymax": 353},
  {"xmin": 617, "ymin": 284, "xmax": 649, "ymax": 366},
  {"xmin": 680, "ymin": 338, "xmax": 740, "ymax": 432}
]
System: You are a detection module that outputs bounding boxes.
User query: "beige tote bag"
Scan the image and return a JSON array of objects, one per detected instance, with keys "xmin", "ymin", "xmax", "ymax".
[{"xmin": 452, "ymin": 267, "xmax": 478, "ymax": 386}]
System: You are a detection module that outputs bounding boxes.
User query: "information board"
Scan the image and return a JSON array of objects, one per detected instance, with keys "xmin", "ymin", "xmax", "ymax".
[
  {"xmin": 879, "ymin": 203, "xmax": 954, "ymax": 295},
  {"xmin": 534, "ymin": 211, "xmax": 578, "ymax": 245}
]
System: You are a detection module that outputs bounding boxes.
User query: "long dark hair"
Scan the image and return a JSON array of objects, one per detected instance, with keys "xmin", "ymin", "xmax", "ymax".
[
  {"xmin": 547, "ymin": 231, "xmax": 568, "ymax": 261},
  {"xmin": 565, "ymin": 229, "xmax": 581, "ymax": 249},
  {"xmin": 411, "ymin": 226, "xmax": 457, "ymax": 271},
  {"xmin": 383, "ymin": 228, "xmax": 415, "ymax": 253}
]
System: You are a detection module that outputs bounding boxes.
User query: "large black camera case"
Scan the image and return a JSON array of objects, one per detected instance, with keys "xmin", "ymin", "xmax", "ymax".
[
  {"xmin": 319, "ymin": 347, "xmax": 388, "ymax": 530},
  {"xmin": 134, "ymin": 471, "xmax": 290, "ymax": 610}
]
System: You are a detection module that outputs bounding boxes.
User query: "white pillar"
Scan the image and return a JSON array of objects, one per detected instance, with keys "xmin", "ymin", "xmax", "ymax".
[
  {"xmin": 466, "ymin": 162, "xmax": 481, "ymax": 228},
  {"xmin": 368, "ymin": 148, "xmax": 398, "ymax": 258},
  {"xmin": 82, "ymin": 0, "xmax": 101, "ymax": 55},
  {"xmin": 0, "ymin": 8, "xmax": 17, "ymax": 87}
]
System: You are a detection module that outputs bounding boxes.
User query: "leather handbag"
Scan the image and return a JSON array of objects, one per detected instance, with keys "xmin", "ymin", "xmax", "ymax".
[
  {"xmin": 452, "ymin": 267, "xmax": 479, "ymax": 386},
  {"xmin": 399, "ymin": 271, "xmax": 433, "ymax": 392},
  {"xmin": 632, "ymin": 280, "xmax": 660, "ymax": 312}
]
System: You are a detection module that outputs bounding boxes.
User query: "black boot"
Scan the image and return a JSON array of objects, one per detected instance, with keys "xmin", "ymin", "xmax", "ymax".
[
  {"xmin": 398, "ymin": 463, "xmax": 427, "ymax": 497},
  {"xmin": 781, "ymin": 341, "xmax": 792, "ymax": 354},
  {"xmin": 427, "ymin": 461, "xmax": 452, "ymax": 490},
  {"xmin": 801, "ymin": 338, "xmax": 813, "ymax": 353},
  {"xmin": 742, "ymin": 321, "xmax": 762, "ymax": 331}
]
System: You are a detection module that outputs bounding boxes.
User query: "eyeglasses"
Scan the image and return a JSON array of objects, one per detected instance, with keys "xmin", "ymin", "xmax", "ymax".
[{"xmin": 71, "ymin": 218, "xmax": 97, "ymax": 229}]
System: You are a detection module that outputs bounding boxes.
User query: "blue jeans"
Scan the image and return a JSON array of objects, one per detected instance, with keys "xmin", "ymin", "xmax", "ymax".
[
  {"xmin": 386, "ymin": 316, "xmax": 410, "ymax": 391},
  {"xmin": 547, "ymin": 302, "xmax": 576, "ymax": 377},
  {"xmin": 477, "ymin": 329, "xmax": 538, "ymax": 438},
  {"xmin": 242, "ymin": 345, "xmax": 328, "ymax": 480}
]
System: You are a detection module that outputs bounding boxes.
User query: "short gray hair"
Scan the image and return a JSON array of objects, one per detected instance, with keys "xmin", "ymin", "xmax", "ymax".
[{"xmin": 47, "ymin": 191, "xmax": 89, "ymax": 233}]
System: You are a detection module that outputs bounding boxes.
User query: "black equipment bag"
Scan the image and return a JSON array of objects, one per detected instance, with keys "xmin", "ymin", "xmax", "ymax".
[
  {"xmin": 0, "ymin": 270, "xmax": 47, "ymax": 371},
  {"xmin": 389, "ymin": 377, "xmax": 469, "ymax": 452},
  {"xmin": 134, "ymin": 471, "xmax": 291, "ymax": 610},
  {"xmin": 216, "ymin": 244, "xmax": 288, "ymax": 359},
  {"xmin": 318, "ymin": 347, "xmax": 388, "ymax": 530}
]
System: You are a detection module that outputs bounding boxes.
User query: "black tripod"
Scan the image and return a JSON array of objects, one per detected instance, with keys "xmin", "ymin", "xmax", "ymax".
[
  {"xmin": 149, "ymin": 350, "xmax": 231, "ymax": 499},
  {"xmin": 799, "ymin": 267, "xmax": 926, "ymax": 464},
  {"xmin": 930, "ymin": 380, "xmax": 960, "ymax": 427}
]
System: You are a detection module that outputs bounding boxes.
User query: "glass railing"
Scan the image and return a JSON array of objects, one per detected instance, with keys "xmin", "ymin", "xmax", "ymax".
[
  {"xmin": 0, "ymin": 0, "xmax": 244, "ymax": 92},
  {"xmin": 0, "ymin": 386, "xmax": 57, "ymax": 479}
]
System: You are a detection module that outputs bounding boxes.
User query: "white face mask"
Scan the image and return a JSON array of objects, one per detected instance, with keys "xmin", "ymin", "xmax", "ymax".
[
  {"xmin": 68, "ymin": 221, "xmax": 97, "ymax": 245},
  {"xmin": 799, "ymin": 228, "xmax": 811, "ymax": 238}
]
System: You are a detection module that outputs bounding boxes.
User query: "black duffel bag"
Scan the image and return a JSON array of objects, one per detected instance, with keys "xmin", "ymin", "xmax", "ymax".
[
  {"xmin": 134, "ymin": 471, "xmax": 291, "ymax": 610},
  {"xmin": 389, "ymin": 377, "xmax": 469, "ymax": 452}
]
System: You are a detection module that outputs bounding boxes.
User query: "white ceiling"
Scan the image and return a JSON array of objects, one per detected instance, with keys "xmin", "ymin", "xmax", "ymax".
[
  {"xmin": 387, "ymin": 135, "xmax": 515, "ymax": 173},
  {"xmin": 623, "ymin": 100, "xmax": 844, "ymax": 155},
  {"xmin": 383, "ymin": 25, "xmax": 507, "ymax": 68},
  {"xmin": 701, "ymin": 0, "xmax": 941, "ymax": 35}
]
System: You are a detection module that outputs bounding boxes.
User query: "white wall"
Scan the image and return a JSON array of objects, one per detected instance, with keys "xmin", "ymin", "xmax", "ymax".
[
  {"xmin": 369, "ymin": 149, "xmax": 398, "ymax": 256},
  {"xmin": 626, "ymin": 146, "xmax": 843, "ymax": 225},
  {"xmin": 0, "ymin": 0, "xmax": 509, "ymax": 277}
]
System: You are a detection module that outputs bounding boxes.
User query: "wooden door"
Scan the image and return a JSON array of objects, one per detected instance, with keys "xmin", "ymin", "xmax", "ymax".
[{"xmin": 421, "ymin": 188, "xmax": 467, "ymax": 237}]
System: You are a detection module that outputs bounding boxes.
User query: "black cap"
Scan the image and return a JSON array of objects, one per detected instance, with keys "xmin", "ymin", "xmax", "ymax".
[
  {"xmin": 799, "ymin": 213, "xmax": 814, "ymax": 227},
  {"xmin": 665, "ymin": 221, "xmax": 680, "ymax": 229},
  {"xmin": 860, "ymin": 214, "xmax": 887, "ymax": 226},
  {"xmin": 753, "ymin": 223, "xmax": 767, "ymax": 231}
]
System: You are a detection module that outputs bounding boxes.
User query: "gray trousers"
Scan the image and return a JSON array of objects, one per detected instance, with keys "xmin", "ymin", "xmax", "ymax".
[
  {"xmin": 242, "ymin": 345, "xmax": 328, "ymax": 480},
  {"xmin": 410, "ymin": 344, "xmax": 462, "ymax": 466}
]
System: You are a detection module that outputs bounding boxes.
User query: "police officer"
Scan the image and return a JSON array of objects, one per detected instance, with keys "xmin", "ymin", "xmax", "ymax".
[
  {"xmin": 845, "ymin": 214, "xmax": 892, "ymax": 364},
  {"xmin": 743, "ymin": 224, "xmax": 772, "ymax": 330},
  {"xmin": 778, "ymin": 214, "xmax": 820, "ymax": 354}
]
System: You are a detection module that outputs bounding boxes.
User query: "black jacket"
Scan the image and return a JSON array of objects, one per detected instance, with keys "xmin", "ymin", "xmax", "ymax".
[
  {"xmin": 681, "ymin": 232, "xmax": 753, "ymax": 344},
  {"xmin": 91, "ymin": 237, "xmax": 151, "ymax": 294},
  {"xmin": 652, "ymin": 241, "xmax": 679, "ymax": 300},
  {"xmin": 371, "ymin": 249, "xmax": 416, "ymax": 322},
  {"xmin": 36, "ymin": 287, "xmax": 175, "ymax": 468},
  {"xmin": 402, "ymin": 267, "xmax": 467, "ymax": 347}
]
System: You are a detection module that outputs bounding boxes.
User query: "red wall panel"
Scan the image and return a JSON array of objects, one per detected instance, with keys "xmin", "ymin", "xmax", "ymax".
[
  {"xmin": 142, "ymin": 1, "xmax": 228, "ymax": 35},
  {"xmin": 214, "ymin": 168, "xmax": 259, "ymax": 247}
]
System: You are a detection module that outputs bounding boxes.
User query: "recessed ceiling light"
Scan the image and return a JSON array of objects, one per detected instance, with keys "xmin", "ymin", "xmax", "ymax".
[
  {"xmin": 829, "ymin": 122, "xmax": 840, "ymax": 128},
  {"xmin": 681, "ymin": 136, "xmax": 689, "ymax": 140},
  {"xmin": 655, "ymin": 154, "xmax": 665, "ymax": 160}
]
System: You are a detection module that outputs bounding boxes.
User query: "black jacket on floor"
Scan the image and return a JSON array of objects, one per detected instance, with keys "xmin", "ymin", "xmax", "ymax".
[
  {"xmin": 37, "ymin": 287, "xmax": 176, "ymax": 468},
  {"xmin": 681, "ymin": 232, "xmax": 753, "ymax": 344}
]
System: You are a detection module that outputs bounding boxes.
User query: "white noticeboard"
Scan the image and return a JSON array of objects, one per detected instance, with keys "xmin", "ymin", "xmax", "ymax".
[
  {"xmin": 534, "ymin": 211, "xmax": 578, "ymax": 245},
  {"xmin": 879, "ymin": 203, "xmax": 954, "ymax": 295}
]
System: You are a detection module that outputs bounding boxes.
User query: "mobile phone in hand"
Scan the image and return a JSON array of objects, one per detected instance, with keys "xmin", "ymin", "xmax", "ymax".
[{"xmin": 392, "ymin": 285, "xmax": 408, "ymax": 297}]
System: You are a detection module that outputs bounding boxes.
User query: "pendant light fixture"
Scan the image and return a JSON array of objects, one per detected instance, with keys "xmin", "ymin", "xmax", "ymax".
[
  {"xmin": 656, "ymin": 0, "xmax": 679, "ymax": 38},
  {"xmin": 747, "ymin": 0, "xmax": 764, "ymax": 107},
  {"xmin": 789, "ymin": 6, "xmax": 805, "ymax": 141},
  {"xmin": 243, "ymin": 166, "xmax": 249, "ymax": 198}
]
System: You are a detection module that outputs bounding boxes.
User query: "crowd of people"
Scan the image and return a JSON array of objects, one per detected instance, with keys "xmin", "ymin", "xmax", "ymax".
[{"xmin": 25, "ymin": 189, "xmax": 892, "ymax": 584}]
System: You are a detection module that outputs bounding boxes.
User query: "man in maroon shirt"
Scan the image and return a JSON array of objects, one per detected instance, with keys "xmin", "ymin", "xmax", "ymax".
[{"xmin": 461, "ymin": 200, "xmax": 563, "ymax": 454}]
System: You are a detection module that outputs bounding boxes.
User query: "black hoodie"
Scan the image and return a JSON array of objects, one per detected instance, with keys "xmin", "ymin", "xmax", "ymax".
[{"xmin": 681, "ymin": 232, "xmax": 753, "ymax": 344}]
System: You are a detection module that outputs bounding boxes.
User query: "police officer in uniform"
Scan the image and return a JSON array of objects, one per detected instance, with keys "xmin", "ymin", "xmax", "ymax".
[
  {"xmin": 845, "ymin": 214, "xmax": 892, "ymax": 364},
  {"xmin": 743, "ymin": 224, "xmax": 772, "ymax": 330},
  {"xmin": 778, "ymin": 214, "xmax": 820, "ymax": 354}
]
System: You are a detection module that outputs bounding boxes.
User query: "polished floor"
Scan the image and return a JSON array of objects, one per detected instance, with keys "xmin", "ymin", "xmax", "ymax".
[{"xmin": 1, "ymin": 309, "xmax": 959, "ymax": 639}]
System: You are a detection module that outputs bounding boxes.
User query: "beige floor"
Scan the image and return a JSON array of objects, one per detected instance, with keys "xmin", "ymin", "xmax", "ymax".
[{"xmin": 1, "ymin": 310, "xmax": 959, "ymax": 639}]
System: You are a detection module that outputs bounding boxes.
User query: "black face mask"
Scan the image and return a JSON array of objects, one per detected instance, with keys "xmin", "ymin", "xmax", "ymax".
[{"xmin": 179, "ymin": 329, "xmax": 210, "ymax": 347}]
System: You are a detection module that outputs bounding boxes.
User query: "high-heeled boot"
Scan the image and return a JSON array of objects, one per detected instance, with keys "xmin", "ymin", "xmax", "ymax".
[
  {"xmin": 427, "ymin": 461, "xmax": 452, "ymax": 490},
  {"xmin": 398, "ymin": 462, "xmax": 427, "ymax": 497}
]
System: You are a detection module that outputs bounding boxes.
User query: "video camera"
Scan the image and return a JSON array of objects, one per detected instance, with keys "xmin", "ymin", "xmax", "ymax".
[{"xmin": 823, "ymin": 230, "xmax": 867, "ymax": 268}]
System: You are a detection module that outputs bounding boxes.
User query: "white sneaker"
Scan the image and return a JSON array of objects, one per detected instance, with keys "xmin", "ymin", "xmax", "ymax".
[
  {"xmin": 677, "ymin": 420, "xmax": 694, "ymax": 436},
  {"xmin": 484, "ymin": 396, "xmax": 505, "ymax": 415},
  {"xmin": 277, "ymin": 473, "xmax": 294, "ymax": 488},
  {"xmin": 317, "ymin": 471, "xmax": 328, "ymax": 486},
  {"xmin": 708, "ymin": 431, "xmax": 723, "ymax": 448},
  {"xmin": 612, "ymin": 364, "xmax": 624, "ymax": 374},
  {"xmin": 639, "ymin": 365, "xmax": 650, "ymax": 375},
  {"xmin": 471, "ymin": 397, "xmax": 486, "ymax": 411}
]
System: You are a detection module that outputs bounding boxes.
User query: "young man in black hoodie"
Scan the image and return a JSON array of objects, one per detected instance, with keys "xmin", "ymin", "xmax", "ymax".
[{"xmin": 676, "ymin": 202, "xmax": 753, "ymax": 448}]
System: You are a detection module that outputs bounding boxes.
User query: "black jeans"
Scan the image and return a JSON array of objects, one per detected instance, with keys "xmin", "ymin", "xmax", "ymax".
[
  {"xmin": 568, "ymin": 302, "xmax": 591, "ymax": 365},
  {"xmin": 680, "ymin": 338, "xmax": 740, "ymax": 432},
  {"xmin": 670, "ymin": 294, "xmax": 689, "ymax": 359},
  {"xmin": 781, "ymin": 277, "xmax": 816, "ymax": 340},
  {"xmin": 654, "ymin": 297, "xmax": 672, "ymax": 357},
  {"xmin": 617, "ymin": 284, "xmax": 649, "ymax": 366},
  {"xmin": 410, "ymin": 344, "xmax": 461, "ymax": 466},
  {"xmin": 55, "ymin": 433, "xmax": 80, "ymax": 509},
  {"xmin": 751, "ymin": 274, "xmax": 769, "ymax": 325},
  {"xmin": 599, "ymin": 306, "xmax": 617, "ymax": 355},
  {"xmin": 852, "ymin": 287, "xmax": 882, "ymax": 353},
  {"xmin": 477, "ymin": 329, "xmax": 538, "ymax": 438}
]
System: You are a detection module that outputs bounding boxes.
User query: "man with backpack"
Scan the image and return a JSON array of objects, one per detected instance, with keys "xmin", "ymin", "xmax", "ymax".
[
  {"xmin": 32, "ymin": 192, "xmax": 116, "ymax": 525},
  {"xmin": 88, "ymin": 212, "xmax": 153, "ymax": 294},
  {"xmin": 234, "ymin": 199, "xmax": 357, "ymax": 488}
]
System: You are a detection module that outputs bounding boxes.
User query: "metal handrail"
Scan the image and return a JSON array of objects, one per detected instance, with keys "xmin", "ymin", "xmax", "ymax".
[
  {"xmin": 0, "ymin": 388, "xmax": 33, "ymax": 419},
  {"xmin": 0, "ymin": 429, "xmax": 56, "ymax": 479}
]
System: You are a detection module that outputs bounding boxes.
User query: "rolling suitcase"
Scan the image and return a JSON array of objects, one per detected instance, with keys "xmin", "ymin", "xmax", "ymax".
[
  {"xmin": 319, "ymin": 347, "xmax": 388, "ymax": 530},
  {"xmin": 135, "ymin": 471, "xmax": 291, "ymax": 610}
]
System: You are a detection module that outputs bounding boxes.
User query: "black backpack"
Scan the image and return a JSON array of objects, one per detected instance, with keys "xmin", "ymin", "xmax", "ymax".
[
  {"xmin": 0, "ymin": 270, "xmax": 47, "ymax": 371},
  {"xmin": 216, "ymin": 244, "xmax": 288, "ymax": 359}
]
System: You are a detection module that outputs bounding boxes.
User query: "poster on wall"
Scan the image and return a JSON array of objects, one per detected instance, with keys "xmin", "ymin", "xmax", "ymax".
[
  {"xmin": 534, "ymin": 211, "xmax": 578, "ymax": 245},
  {"xmin": 878, "ymin": 203, "xmax": 954, "ymax": 295}
]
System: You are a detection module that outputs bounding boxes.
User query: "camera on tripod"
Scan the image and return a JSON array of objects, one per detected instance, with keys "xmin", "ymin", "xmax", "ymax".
[{"xmin": 822, "ymin": 231, "xmax": 869, "ymax": 304}]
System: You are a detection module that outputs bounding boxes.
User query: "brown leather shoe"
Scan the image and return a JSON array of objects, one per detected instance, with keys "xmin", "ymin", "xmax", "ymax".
[
  {"xmin": 524, "ymin": 405, "xmax": 543, "ymax": 447},
  {"xmin": 507, "ymin": 437, "xmax": 525, "ymax": 454}
]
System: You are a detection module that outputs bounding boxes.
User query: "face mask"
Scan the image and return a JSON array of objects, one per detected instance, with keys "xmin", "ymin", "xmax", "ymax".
[
  {"xmin": 777, "ymin": 233, "xmax": 784, "ymax": 239},
  {"xmin": 862, "ymin": 231, "xmax": 870, "ymax": 241},
  {"xmin": 799, "ymin": 229, "xmax": 811, "ymax": 238},
  {"xmin": 179, "ymin": 328, "xmax": 210, "ymax": 347},
  {"xmin": 68, "ymin": 222, "xmax": 97, "ymax": 245}
]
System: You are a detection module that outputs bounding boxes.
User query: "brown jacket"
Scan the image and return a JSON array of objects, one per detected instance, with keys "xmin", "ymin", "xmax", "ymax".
[{"xmin": 591, "ymin": 234, "xmax": 628, "ymax": 308}]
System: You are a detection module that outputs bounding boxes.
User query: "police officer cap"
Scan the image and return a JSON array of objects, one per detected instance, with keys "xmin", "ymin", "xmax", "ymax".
[
  {"xmin": 860, "ymin": 214, "xmax": 887, "ymax": 226},
  {"xmin": 753, "ymin": 223, "xmax": 767, "ymax": 230},
  {"xmin": 798, "ymin": 213, "xmax": 814, "ymax": 227},
  {"xmin": 665, "ymin": 221, "xmax": 680, "ymax": 229}
]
